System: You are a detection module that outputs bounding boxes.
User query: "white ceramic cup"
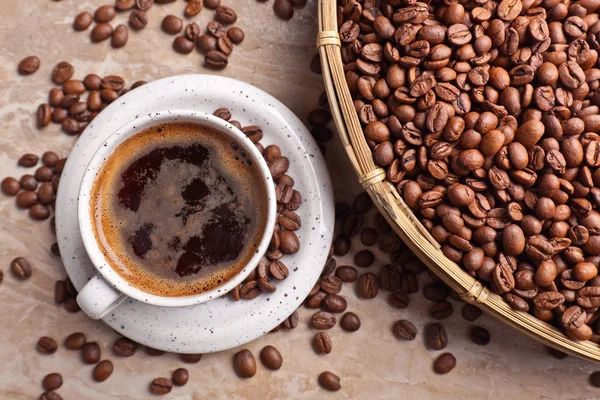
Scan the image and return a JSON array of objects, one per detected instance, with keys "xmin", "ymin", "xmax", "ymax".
[{"xmin": 76, "ymin": 110, "xmax": 277, "ymax": 319}]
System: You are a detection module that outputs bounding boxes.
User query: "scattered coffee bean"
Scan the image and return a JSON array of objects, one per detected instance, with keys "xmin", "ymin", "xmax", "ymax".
[
  {"xmin": 10, "ymin": 257, "xmax": 32, "ymax": 280},
  {"xmin": 16, "ymin": 190, "xmax": 38, "ymax": 208},
  {"xmin": 74, "ymin": 12, "xmax": 93, "ymax": 31},
  {"xmin": 590, "ymin": 371, "xmax": 600, "ymax": 387},
  {"xmin": 91, "ymin": 23, "xmax": 113, "ymax": 42},
  {"xmin": 274, "ymin": 0, "xmax": 294, "ymax": 20},
  {"xmin": 354, "ymin": 250, "xmax": 374, "ymax": 268},
  {"xmin": 30, "ymin": 204, "xmax": 50, "ymax": 220},
  {"xmin": 81, "ymin": 342, "xmax": 101, "ymax": 364},
  {"xmin": 18, "ymin": 56, "xmax": 40, "ymax": 75},
  {"xmin": 429, "ymin": 301, "xmax": 453, "ymax": 320},
  {"xmin": 37, "ymin": 104, "xmax": 51, "ymax": 128},
  {"xmin": 20, "ymin": 174, "xmax": 37, "ymax": 191},
  {"xmin": 311, "ymin": 311, "xmax": 336, "ymax": 330},
  {"xmin": 173, "ymin": 36, "xmax": 195, "ymax": 54},
  {"xmin": 425, "ymin": 323, "xmax": 448, "ymax": 350},
  {"xmin": 150, "ymin": 378, "xmax": 172, "ymax": 395},
  {"xmin": 52, "ymin": 62, "xmax": 74, "ymax": 85},
  {"xmin": 63, "ymin": 297, "xmax": 80, "ymax": 313},
  {"xmin": 180, "ymin": 353, "xmax": 202, "ymax": 363},
  {"xmin": 335, "ymin": 265, "xmax": 357, "ymax": 282},
  {"xmin": 313, "ymin": 332, "xmax": 332, "ymax": 354},
  {"xmin": 461, "ymin": 304, "xmax": 482, "ymax": 322},
  {"xmin": 324, "ymin": 294, "xmax": 347, "ymax": 313},
  {"xmin": 205, "ymin": 50, "xmax": 228, "ymax": 69},
  {"xmin": 135, "ymin": 0, "xmax": 154, "ymax": 11},
  {"xmin": 129, "ymin": 10, "xmax": 148, "ymax": 30},
  {"xmin": 116, "ymin": 0, "xmax": 135, "ymax": 11},
  {"xmin": 162, "ymin": 15, "xmax": 182, "ymax": 34},
  {"xmin": 172, "ymin": 368, "xmax": 189, "ymax": 386},
  {"xmin": 233, "ymin": 349, "xmax": 257, "ymax": 378},
  {"xmin": 185, "ymin": 0, "xmax": 203, "ymax": 17},
  {"xmin": 145, "ymin": 347, "xmax": 165, "ymax": 356},
  {"xmin": 215, "ymin": 5, "xmax": 237, "ymax": 24},
  {"xmin": 227, "ymin": 27, "xmax": 244, "ymax": 44},
  {"xmin": 470, "ymin": 326, "xmax": 491, "ymax": 346},
  {"xmin": 357, "ymin": 273, "xmax": 378, "ymax": 299},
  {"xmin": 546, "ymin": 346, "xmax": 568, "ymax": 360},
  {"xmin": 94, "ymin": 5, "xmax": 116, "ymax": 23},
  {"xmin": 65, "ymin": 332, "xmax": 86, "ymax": 350},
  {"xmin": 433, "ymin": 353, "xmax": 456, "ymax": 374},
  {"xmin": 2, "ymin": 177, "xmax": 20, "ymax": 196},
  {"xmin": 113, "ymin": 337, "xmax": 137, "ymax": 357},
  {"xmin": 340, "ymin": 312, "xmax": 361, "ymax": 332},
  {"xmin": 393, "ymin": 320, "xmax": 417, "ymax": 340},
  {"xmin": 318, "ymin": 371, "xmax": 341, "ymax": 391},
  {"xmin": 93, "ymin": 360, "xmax": 114, "ymax": 382},
  {"xmin": 42, "ymin": 373, "xmax": 62, "ymax": 391},
  {"xmin": 260, "ymin": 345, "xmax": 283, "ymax": 370},
  {"xmin": 37, "ymin": 337, "xmax": 58, "ymax": 354},
  {"xmin": 41, "ymin": 152, "xmax": 58, "ymax": 167},
  {"xmin": 39, "ymin": 391, "xmax": 62, "ymax": 400},
  {"xmin": 204, "ymin": 0, "xmax": 220, "ymax": 9},
  {"xmin": 111, "ymin": 25, "xmax": 129, "ymax": 48}
]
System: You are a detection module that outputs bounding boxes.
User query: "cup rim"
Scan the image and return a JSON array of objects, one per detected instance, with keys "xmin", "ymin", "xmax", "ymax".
[{"xmin": 77, "ymin": 110, "xmax": 277, "ymax": 307}]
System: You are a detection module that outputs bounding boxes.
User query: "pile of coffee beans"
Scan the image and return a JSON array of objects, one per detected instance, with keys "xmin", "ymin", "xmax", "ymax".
[
  {"xmin": 338, "ymin": 0, "xmax": 600, "ymax": 339},
  {"xmin": 208, "ymin": 108, "xmax": 302, "ymax": 300},
  {"xmin": 1, "ymin": 151, "xmax": 65, "ymax": 221}
]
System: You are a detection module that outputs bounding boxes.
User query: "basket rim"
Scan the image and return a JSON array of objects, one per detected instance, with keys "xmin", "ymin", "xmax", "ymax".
[{"xmin": 317, "ymin": 0, "xmax": 600, "ymax": 363}]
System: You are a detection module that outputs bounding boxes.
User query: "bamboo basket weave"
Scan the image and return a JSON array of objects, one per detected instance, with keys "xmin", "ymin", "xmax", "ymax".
[{"xmin": 317, "ymin": 0, "xmax": 600, "ymax": 363}]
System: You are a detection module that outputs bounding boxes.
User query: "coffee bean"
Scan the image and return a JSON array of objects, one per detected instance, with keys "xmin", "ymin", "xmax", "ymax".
[
  {"xmin": 545, "ymin": 346, "xmax": 568, "ymax": 360},
  {"xmin": 173, "ymin": 36, "xmax": 195, "ymax": 54},
  {"xmin": 335, "ymin": 265, "xmax": 357, "ymax": 282},
  {"xmin": 429, "ymin": 301, "xmax": 453, "ymax": 320},
  {"xmin": 425, "ymin": 323, "xmax": 448, "ymax": 350},
  {"xmin": 170, "ymin": 368, "xmax": 188, "ymax": 386},
  {"xmin": 423, "ymin": 283, "xmax": 450, "ymax": 302},
  {"xmin": 35, "ymin": 166, "xmax": 53, "ymax": 182},
  {"xmin": 227, "ymin": 27, "xmax": 244, "ymax": 44},
  {"xmin": 37, "ymin": 337, "xmax": 58, "ymax": 354},
  {"xmin": 52, "ymin": 62, "xmax": 74, "ymax": 85},
  {"xmin": 30, "ymin": 204, "xmax": 50, "ymax": 220},
  {"xmin": 324, "ymin": 294, "xmax": 347, "ymax": 313},
  {"xmin": 16, "ymin": 190, "xmax": 37, "ymax": 208},
  {"xmin": 136, "ymin": 0, "xmax": 154, "ymax": 11},
  {"xmin": 94, "ymin": 5, "xmax": 116, "ymax": 23},
  {"xmin": 150, "ymin": 378, "xmax": 172, "ymax": 395},
  {"xmin": 162, "ymin": 15, "xmax": 182, "ymax": 34},
  {"xmin": 269, "ymin": 260, "xmax": 289, "ymax": 280},
  {"xmin": 461, "ymin": 304, "xmax": 482, "ymax": 322},
  {"xmin": 93, "ymin": 360, "xmax": 113, "ymax": 382},
  {"xmin": 590, "ymin": 371, "xmax": 600, "ymax": 387},
  {"xmin": 313, "ymin": 332, "xmax": 333, "ymax": 354},
  {"xmin": 129, "ymin": 10, "xmax": 148, "ymax": 30},
  {"xmin": 39, "ymin": 391, "xmax": 62, "ymax": 400},
  {"xmin": 274, "ymin": 0, "xmax": 294, "ymax": 20},
  {"xmin": 311, "ymin": 311, "xmax": 336, "ymax": 330},
  {"xmin": 318, "ymin": 371, "xmax": 341, "ymax": 391},
  {"xmin": 340, "ymin": 312, "xmax": 361, "ymax": 332},
  {"xmin": 185, "ymin": 0, "xmax": 203, "ymax": 17},
  {"xmin": 320, "ymin": 275, "xmax": 342, "ymax": 294},
  {"xmin": 233, "ymin": 349, "xmax": 256, "ymax": 378},
  {"xmin": 91, "ymin": 23, "xmax": 113, "ymax": 42},
  {"xmin": 11, "ymin": 257, "xmax": 31, "ymax": 280},
  {"xmin": 81, "ymin": 342, "xmax": 101, "ymax": 364},
  {"xmin": 260, "ymin": 345, "xmax": 282, "ymax": 370},
  {"xmin": 64, "ymin": 297, "xmax": 80, "ymax": 313},
  {"xmin": 145, "ymin": 347, "xmax": 165, "ymax": 356},
  {"xmin": 42, "ymin": 373, "xmax": 62, "ymax": 391},
  {"xmin": 357, "ymin": 273, "xmax": 379, "ymax": 299},
  {"xmin": 433, "ymin": 353, "xmax": 456, "ymax": 374},
  {"xmin": 2, "ymin": 177, "xmax": 19, "ymax": 196},
  {"xmin": 111, "ymin": 25, "xmax": 129, "ymax": 48},
  {"xmin": 113, "ymin": 337, "xmax": 137, "ymax": 357},
  {"xmin": 41, "ymin": 152, "xmax": 58, "ymax": 167},
  {"xmin": 215, "ymin": 5, "xmax": 237, "ymax": 24},
  {"xmin": 19, "ymin": 175, "xmax": 37, "ymax": 191},
  {"xmin": 389, "ymin": 290, "xmax": 410, "ymax": 309},
  {"xmin": 470, "ymin": 326, "xmax": 491, "ymax": 345},
  {"xmin": 37, "ymin": 104, "xmax": 51, "ymax": 128},
  {"xmin": 393, "ymin": 319, "xmax": 417, "ymax": 340},
  {"xmin": 74, "ymin": 12, "xmax": 93, "ymax": 31},
  {"xmin": 183, "ymin": 22, "xmax": 200, "ymax": 42},
  {"xmin": 65, "ymin": 333, "xmax": 86, "ymax": 350},
  {"xmin": 204, "ymin": 0, "xmax": 220, "ymax": 8},
  {"xmin": 205, "ymin": 50, "xmax": 228, "ymax": 69},
  {"xmin": 354, "ymin": 250, "xmax": 374, "ymax": 267},
  {"xmin": 18, "ymin": 56, "xmax": 40, "ymax": 75},
  {"xmin": 180, "ymin": 353, "xmax": 202, "ymax": 363},
  {"xmin": 116, "ymin": 0, "xmax": 135, "ymax": 11}
]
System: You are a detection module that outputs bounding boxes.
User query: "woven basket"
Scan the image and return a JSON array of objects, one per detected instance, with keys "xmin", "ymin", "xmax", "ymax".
[{"xmin": 317, "ymin": 0, "xmax": 600, "ymax": 363}]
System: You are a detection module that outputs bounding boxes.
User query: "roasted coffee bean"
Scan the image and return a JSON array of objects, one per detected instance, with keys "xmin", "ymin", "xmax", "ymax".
[
  {"xmin": 18, "ymin": 153, "xmax": 39, "ymax": 167},
  {"xmin": 145, "ymin": 347, "xmax": 166, "ymax": 356},
  {"xmin": 233, "ymin": 349, "xmax": 256, "ymax": 378},
  {"xmin": 336, "ymin": 266, "xmax": 358, "ymax": 282},
  {"xmin": 389, "ymin": 290, "xmax": 410, "ymax": 309},
  {"xmin": 342, "ymin": 214, "xmax": 362, "ymax": 236},
  {"xmin": 135, "ymin": 0, "xmax": 154, "ymax": 11},
  {"xmin": 260, "ymin": 346, "xmax": 283, "ymax": 370},
  {"xmin": 111, "ymin": 25, "xmax": 129, "ymax": 48},
  {"xmin": 461, "ymin": 304, "xmax": 482, "ymax": 322},
  {"xmin": 41, "ymin": 151, "xmax": 58, "ymax": 167},
  {"xmin": 74, "ymin": 12, "xmax": 93, "ymax": 31},
  {"xmin": 354, "ymin": 250, "xmax": 374, "ymax": 267},
  {"xmin": 333, "ymin": 235, "xmax": 351, "ymax": 256},
  {"xmin": 357, "ymin": 273, "xmax": 379, "ymax": 299},
  {"xmin": 1, "ymin": 177, "xmax": 19, "ymax": 196},
  {"xmin": 204, "ymin": 0, "xmax": 220, "ymax": 9},
  {"xmin": 91, "ymin": 23, "xmax": 113, "ymax": 42},
  {"xmin": 215, "ymin": 5, "xmax": 237, "ymax": 24},
  {"xmin": 181, "ymin": 353, "xmax": 202, "ymax": 363},
  {"xmin": 18, "ymin": 56, "xmax": 40, "ymax": 75},
  {"xmin": 324, "ymin": 294, "xmax": 347, "ymax": 313},
  {"xmin": 318, "ymin": 371, "xmax": 341, "ymax": 391},
  {"xmin": 269, "ymin": 260, "xmax": 289, "ymax": 280},
  {"xmin": 65, "ymin": 333, "xmax": 86, "ymax": 350},
  {"xmin": 150, "ymin": 378, "xmax": 172, "ymax": 395},
  {"xmin": 42, "ymin": 373, "xmax": 62, "ymax": 391},
  {"xmin": 35, "ymin": 166, "xmax": 53, "ymax": 182},
  {"xmin": 93, "ymin": 360, "xmax": 114, "ymax": 382},
  {"xmin": 116, "ymin": 0, "xmax": 135, "ymax": 11},
  {"xmin": 227, "ymin": 27, "xmax": 244, "ymax": 44},
  {"xmin": 20, "ymin": 175, "xmax": 37, "ymax": 191},
  {"xmin": 320, "ymin": 275, "xmax": 342, "ymax": 294},
  {"xmin": 129, "ymin": 10, "xmax": 148, "ymax": 30},
  {"xmin": 37, "ymin": 337, "xmax": 58, "ymax": 354},
  {"xmin": 39, "ymin": 391, "xmax": 62, "ymax": 400},
  {"xmin": 393, "ymin": 319, "xmax": 417, "ymax": 340},
  {"xmin": 340, "ymin": 312, "xmax": 361, "ymax": 332},
  {"xmin": 30, "ymin": 204, "xmax": 50, "ymax": 220},
  {"xmin": 95, "ymin": 5, "xmax": 116, "ymax": 23},
  {"xmin": 52, "ymin": 62, "xmax": 74, "ymax": 85},
  {"xmin": 171, "ymin": 368, "xmax": 188, "ymax": 386},
  {"xmin": 37, "ymin": 104, "xmax": 51, "ymax": 128},
  {"xmin": 184, "ymin": 23, "xmax": 200, "ymax": 41},
  {"xmin": 162, "ymin": 15, "xmax": 182, "ymax": 35},
  {"xmin": 113, "ymin": 337, "xmax": 137, "ymax": 357},
  {"xmin": 313, "ymin": 332, "xmax": 332, "ymax": 354},
  {"xmin": 423, "ymin": 283, "xmax": 450, "ymax": 302},
  {"xmin": 185, "ymin": 1, "xmax": 203, "ymax": 17},
  {"xmin": 81, "ymin": 342, "xmax": 101, "ymax": 364},
  {"xmin": 11, "ymin": 257, "xmax": 31, "ymax": 279},
  {"xmin": 273, "ymin": 0, "xmax": 294, "ymax": 20},
  {"xmin": 470, "ymin": 326, "xmax": 491, "ymax": 345},
  {"xmin": 282, "ymin": 311, "xmax": 299, "ymax": 329},
  {"xmin": 429, "ymin": 301, "xmax": 453, "ymax": 320},
  {"xmin": 173, "ymin": 36, "xmax": 194, "ymax": 54},
  {"xmin": 312, "ymin": 311, "xmax": 337, "ymax": 330},
  {"xmin": 433, "ymin": 353, "xmax": 456, "ymax": 374},
  {"xmin": 425, "ymin": 323, "xmax": 448, "ymax": 350}
]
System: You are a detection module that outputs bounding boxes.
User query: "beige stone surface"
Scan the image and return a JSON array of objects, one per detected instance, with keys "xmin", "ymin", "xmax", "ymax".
[{"xmin": 1, "ymin": 0, "xmax": 600, "ymax": 399}]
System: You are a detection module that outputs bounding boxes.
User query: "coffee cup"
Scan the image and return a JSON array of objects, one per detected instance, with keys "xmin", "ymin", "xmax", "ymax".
[{"xmin": 76, "ymin": 110, "xmax": 277, "ymax": 319}]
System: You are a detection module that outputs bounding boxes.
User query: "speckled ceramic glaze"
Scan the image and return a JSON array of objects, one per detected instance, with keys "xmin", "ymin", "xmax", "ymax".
[{"xmin": 55, "ymin": 74, "xmax": 334, "ymax": 353}]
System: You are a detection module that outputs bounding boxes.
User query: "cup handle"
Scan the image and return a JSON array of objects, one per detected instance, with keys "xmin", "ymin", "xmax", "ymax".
[{"xmin": 76, "ymin": 274, "xmax": 127, "ymax": 320}]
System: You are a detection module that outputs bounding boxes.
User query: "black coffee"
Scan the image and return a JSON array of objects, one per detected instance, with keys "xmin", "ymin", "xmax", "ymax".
[{"xmin": 90, "ymin": 122, "xmax": 268, "ymax": 297}]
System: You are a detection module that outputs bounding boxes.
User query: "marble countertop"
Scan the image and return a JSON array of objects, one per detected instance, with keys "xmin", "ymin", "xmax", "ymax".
[{"xmin": 1, "ymin": 0, "xmax": 600, "ymax": 399}]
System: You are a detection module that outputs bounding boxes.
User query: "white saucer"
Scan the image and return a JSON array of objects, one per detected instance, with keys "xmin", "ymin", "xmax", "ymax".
[{"xmin": 55, "ymin": 75, "xmax": 334, "ymax": 353}]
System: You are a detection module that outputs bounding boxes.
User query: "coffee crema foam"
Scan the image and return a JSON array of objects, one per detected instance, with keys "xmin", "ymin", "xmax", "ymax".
[{"xmin": 90, "ymin": 122, "xmax": 268, "ymax": 297}]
